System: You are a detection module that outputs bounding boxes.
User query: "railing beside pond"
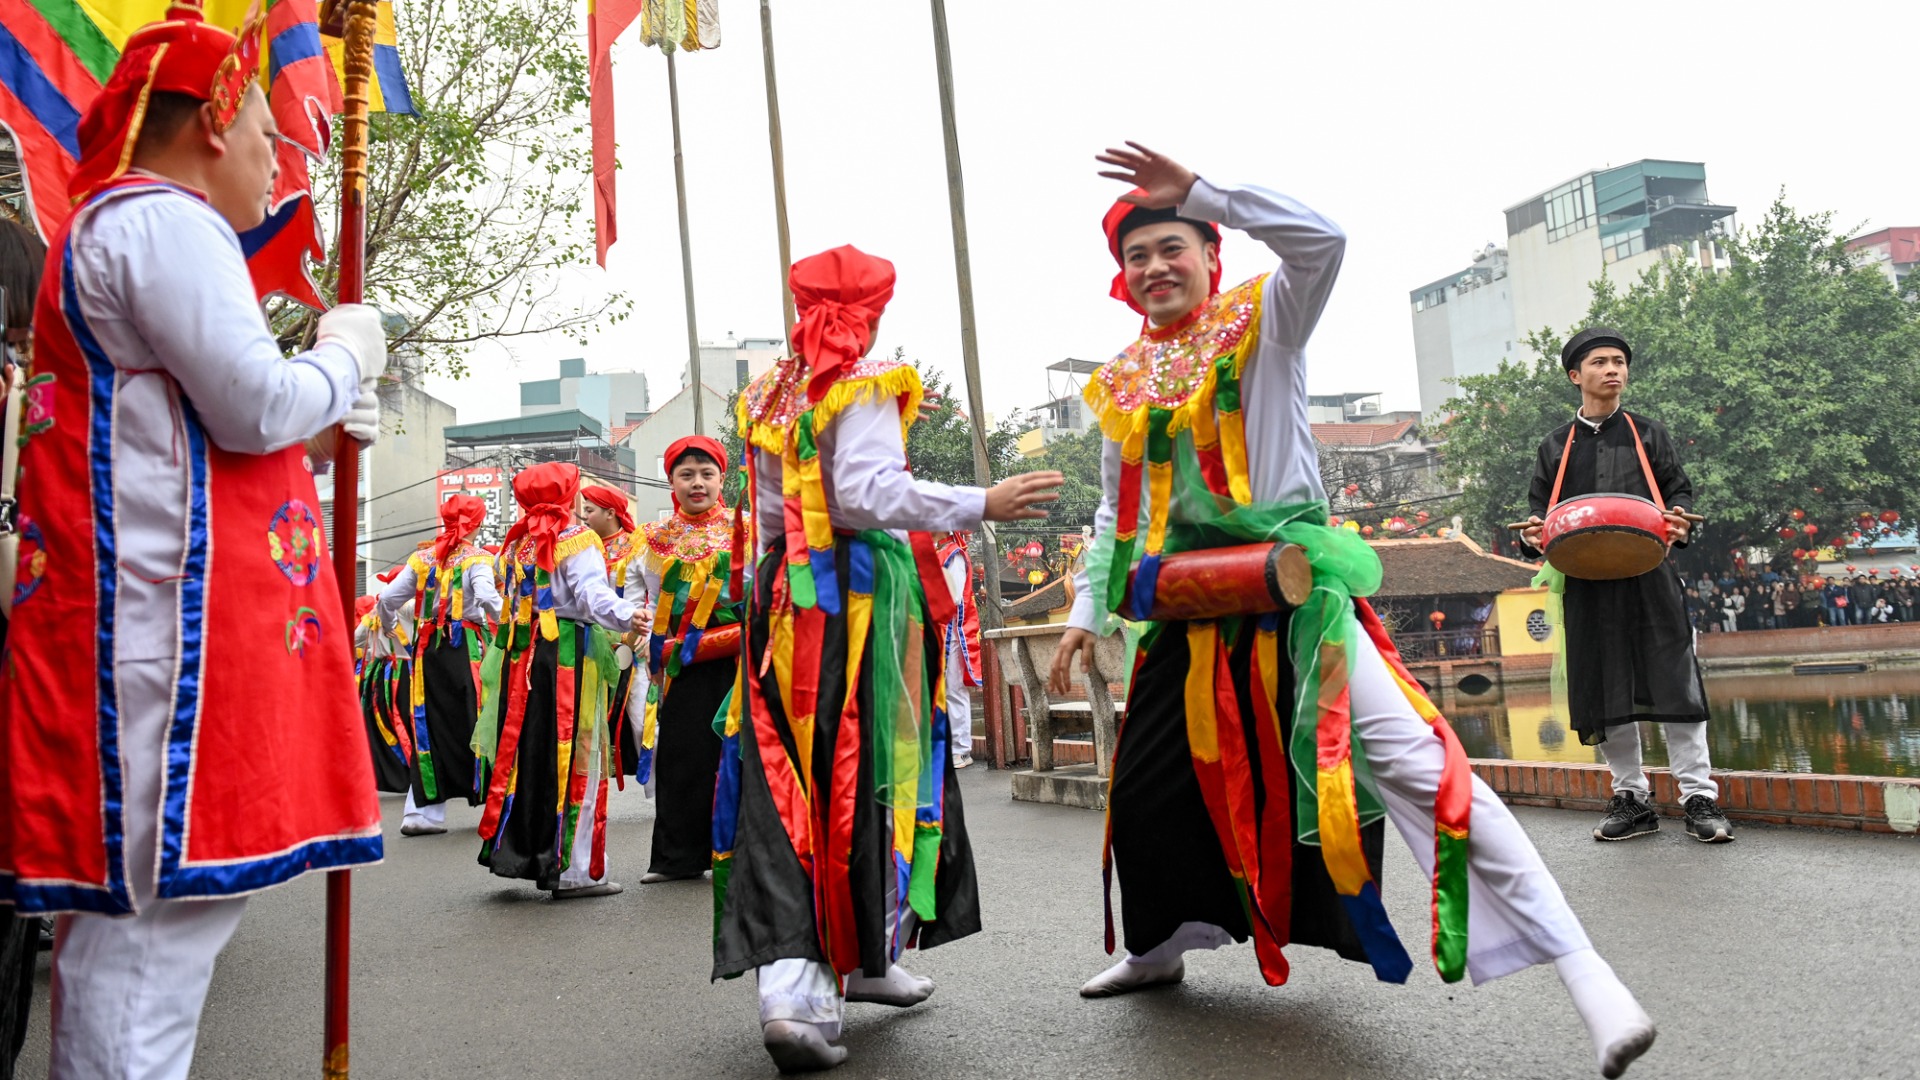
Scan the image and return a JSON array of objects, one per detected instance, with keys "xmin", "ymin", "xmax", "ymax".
[{"xmin": 1390, "ymin": 627, "xmax": 1499, "ymax": 662}]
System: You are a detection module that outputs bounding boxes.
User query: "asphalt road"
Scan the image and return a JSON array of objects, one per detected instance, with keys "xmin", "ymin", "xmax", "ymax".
[{"xmin": 15, "ymin": 768, "xmax": 1920, "ymax": 1079}]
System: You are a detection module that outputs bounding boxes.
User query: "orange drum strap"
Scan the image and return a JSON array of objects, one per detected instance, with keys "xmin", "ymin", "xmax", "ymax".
[
  {"xmin": 1619, "ymin": 413, "xmax": 1667, "ymax": 514},
  {"xmin": 1546, "ymin": 425, "xmax": 1577, "ymax": 508},
  {"xmin": 1547, "ymin": 413, "xmax": 1668, "ymax": 513}
]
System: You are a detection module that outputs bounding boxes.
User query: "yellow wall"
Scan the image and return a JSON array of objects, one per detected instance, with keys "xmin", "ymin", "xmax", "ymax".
[
  {"xmin": 1495, "ymin": 587, "xmax": 1558, "ymax": 656},
  {"xmin": 1016, "ymin": 428, "xmax": 1046, "ymax": 457}
]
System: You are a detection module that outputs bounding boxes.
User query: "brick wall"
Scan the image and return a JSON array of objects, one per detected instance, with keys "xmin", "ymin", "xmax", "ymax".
[
  {"xmin": 1471, "ymin": 759, "xmax": 1920, "ymax": 834},
  {"xmin": 1694, "ymin": 621, "xmax": 1920, "ymax": 660}
]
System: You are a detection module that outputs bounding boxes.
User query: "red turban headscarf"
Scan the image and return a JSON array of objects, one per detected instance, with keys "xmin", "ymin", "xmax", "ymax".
[
  {"xmin": 581, "ymin": 485, "xmax": 637, "ymax": 534},
  {"xmin": 1101, "ymin": 189, "xmax": 1224, "ymax": 319},
  {"xmin": 501, "ymin": 462, "xmax": 582, "ymax": 572},
  {"xmin": 789, "ymin": 245, "xmax": 896, "ymax": 402},
  {"xmin": 69, "ymin": 3, "xmax": 265, "ymax": 205},
  {"xmin": 662, "ymin": 435, "xmax": 728, "ymax": 513},
  {"xmin": 354, "ymin": 595, "xmax": 377, "ymax": 622},
  {"xmin": 434, "ymin": 493, "xmax": 488, "ymax": 564}
]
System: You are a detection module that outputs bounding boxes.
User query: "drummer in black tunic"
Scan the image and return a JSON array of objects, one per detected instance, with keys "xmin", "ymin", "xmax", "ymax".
[{"xmin": 1519, "ymin": 327, "xmax": 1732, "ymax": 843}]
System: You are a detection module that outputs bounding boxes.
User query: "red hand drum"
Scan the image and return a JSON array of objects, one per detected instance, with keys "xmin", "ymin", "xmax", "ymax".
[{"xmin": 1541, "ymin": 493, "xmax": 1669, "ymax": 580}]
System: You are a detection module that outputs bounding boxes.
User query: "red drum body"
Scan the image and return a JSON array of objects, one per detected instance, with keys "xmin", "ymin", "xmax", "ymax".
[{"xmin": 1542, "ymin": 493, "xmax": 1669, "ymax": 580}]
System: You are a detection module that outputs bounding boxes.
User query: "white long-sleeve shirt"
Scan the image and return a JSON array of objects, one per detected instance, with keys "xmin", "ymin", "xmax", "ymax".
[
  {"xmin": 375, "ymin": 552, "xmax": 502, "ymax": 630},
  {"xmin": 549, "ymin": 545, "xmax": 637, "ymax": 633},
  {"xmin": 750, "ymin": 393, "xmax": 986, "ymax": 555},
  {"xmin": 1068, "ymin": 178, "xmax": 1345, "ymax": 633},
  {"xmin": 74, "ymin": 184, "xmax": 367, "ymax": 662}
]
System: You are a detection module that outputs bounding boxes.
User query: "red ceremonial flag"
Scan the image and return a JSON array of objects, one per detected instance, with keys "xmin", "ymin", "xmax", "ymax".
[{"xmin": 589, "ymin": 0, "xmax": 644, "ymax": 266}]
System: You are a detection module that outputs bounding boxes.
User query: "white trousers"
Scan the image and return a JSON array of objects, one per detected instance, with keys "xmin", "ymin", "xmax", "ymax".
[
  {"xmin": 558, "ymin": 731, "xmax": 608, "ymax": 889},
  {"xmin": 945, "ymin": 633, "xmax": 972, "ymax": 765},
  {"xmin": 1597, "ymin": 720, "xmax": 1717, "ymax": 803},
  {"xmin": 1128, "ymin": 632, "xmax": 1593, "ymax": 986},
  {"xmin": 756, "ymin": 833, "xmax": 910, "ymax": 1035},
  {"xmin": 401, "ymin": 789, "xmax": 447, "ymax": 827},
  {"xmin": 50, "ymin": 659, "xmax": 248, "ymax": 1080}
]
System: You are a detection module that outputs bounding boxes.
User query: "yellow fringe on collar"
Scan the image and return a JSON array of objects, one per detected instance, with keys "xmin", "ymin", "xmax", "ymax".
[
  {"xmin": 553, "ymin": 527, "xmax": 606, "ymax": 565},
  {"xmin": 739, "ymin": 363, "xmax": 925, "ymax": 454},
  {"xmin": 1082, "ymin": 276, "xmax": 1266, "ymax": 445}
]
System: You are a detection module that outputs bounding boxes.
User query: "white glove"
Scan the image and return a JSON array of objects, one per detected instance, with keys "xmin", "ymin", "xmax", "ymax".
[
  {"xmin": 342, "ymin": 388, "xmax": 380, "ymax": 445},
  {"xmin": 317, "ymin": 303, "xmax": 387, "ymax": 389}
]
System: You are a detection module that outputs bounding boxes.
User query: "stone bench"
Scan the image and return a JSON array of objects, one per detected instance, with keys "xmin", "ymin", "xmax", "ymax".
[{"xmin": 983, "ymin": 623, "xmax": 1129, "ymax": 778}]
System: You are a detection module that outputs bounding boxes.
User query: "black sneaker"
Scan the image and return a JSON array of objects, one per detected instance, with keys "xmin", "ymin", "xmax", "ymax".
[
  {"xmin": 1682, "ymin": 794, "xmax": 1735, "ymax": 843},
  {"xmin": 1593, "ymin": 793, "xmax": 1659, "ymax": 841}
]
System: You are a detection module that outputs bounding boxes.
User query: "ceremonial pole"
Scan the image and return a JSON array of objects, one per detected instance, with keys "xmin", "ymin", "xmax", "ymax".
[
  {"xmin": 325, "ymin": 3, "xmax": 379, "ymax": 1076},
  {"xmin": 758, "ymin": 0, "xmax": 795, "ymax": 338},
  {"xmin": 666, "ymin": 51, "xmax": 704, "ymax": 434},
  {"xmin": 926, "ymin": 1, "xmax": 1003, "ymax": 626}
]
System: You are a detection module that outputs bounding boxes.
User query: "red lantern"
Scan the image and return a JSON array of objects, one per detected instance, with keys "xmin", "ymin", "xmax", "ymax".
[
  {"xmin": 1881, "ymin": 510, "xmax": 1901, "ymax": 524},
  {"xmin": 1803, "ymin": 524, "xmax": 1820, "ymax": 535},
  {"xmin": 1846, "ymin": 564, "xmax": 1857, "ymax": 573},
  {"xmin": 1851, "ymin": 531, "xmax": 1863, "ymax": 542},
  {"xmin": 1792, "ymin": 548, "xmax": 1806, "ymax": 560},
  {"xmin": 1778, "ymin": 528, "xmax": 1797, "ymax": 541},
  {"xmin": 1025, "ymin": 541, "xmax": 1043, "ymax": 558},
  {"xmin": 1361, "ymin": 526, "xmax": 1374, "ymax": 537},
  {"xmin": 1329, "ymin": 515, "xmax": 1342, "ymax": 526},
  {"xmin": 1415, "ymin": 510, "xmax": 1430, "ymax": 523},
  {"xmin": 1911, "ymin": 565, "xmax": 1919, "ymax": 573},
  {"xmin": 1364, "ymin": 502, "xmax": 1375, "ymax": 509},
  {"xmin": 1343, "ymin": 483, "xmax": 1359, "ymax": 496},
  {"xmin": 1791, "ymin": 509, "xmax": 1806, "ymax": 521},
  {"xmin": 1870, "ymin": 569, "xmax": 1880, "ymax": 577}
]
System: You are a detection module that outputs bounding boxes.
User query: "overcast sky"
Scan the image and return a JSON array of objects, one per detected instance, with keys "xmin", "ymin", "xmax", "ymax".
[{"xmin": 419, "ymin": 0, "xmax": 1920, "ymax": 428}]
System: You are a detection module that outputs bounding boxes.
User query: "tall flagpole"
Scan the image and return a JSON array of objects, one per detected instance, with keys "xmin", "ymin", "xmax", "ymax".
[
  {"xmin": 758, "ymin": 0, "xmax": 794, "ymax": 339},
  {"xmin": 324, "ymin": 2, "xmax": 379, "ymax": 1076},
  {"xmin": 927, "ymin": 1, "xmax": 1003, "ymax": 628},
  {"xmin": 666, "ymin": 51, "xmax": 704, "ymax": 434}
]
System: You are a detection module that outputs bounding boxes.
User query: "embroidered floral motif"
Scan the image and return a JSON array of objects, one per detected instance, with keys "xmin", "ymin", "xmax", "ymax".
[
  {"xmin": 1091, "ymin": 277, "xmax": 1262, "ymax": 414},
  {"xmin": 642, "ymin": 507, "xmax": 733, "ymax": 565},
  {"xmin": 266, "ymin": 499, "xmax": 323, "ymax": 586},
  {"xmin": 22, "ymin": 373, "xmax": 54, "ymax": 438},
  {"xmin": 285, "ymin": 606, "xmax": 323, "ymax": 657},
  {"xmin": 603, "ymin": 531, "xmax": 634, "ymax": 569},
  {"xmin": 11, "ymin": 518, "xmax": 45, "ymax": 607},
  {"xmin": 738, "ymin": 354, "xmax": 911, "ymax": 437}
]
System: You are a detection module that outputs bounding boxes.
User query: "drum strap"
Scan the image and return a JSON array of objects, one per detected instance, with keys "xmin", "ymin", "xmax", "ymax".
[{"xmin": 1546, "ymin": 412, "xmax": 1667, "ymax": 514}]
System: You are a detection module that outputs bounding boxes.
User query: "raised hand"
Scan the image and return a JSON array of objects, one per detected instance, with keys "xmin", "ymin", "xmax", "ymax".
[
  {"xmin": 983, "ymin": 471, "xmax": 1064, "ymax": 522},
  {"xmin": 1096, "ymin": 142, "xmax": 1198, "ymax": 209}
]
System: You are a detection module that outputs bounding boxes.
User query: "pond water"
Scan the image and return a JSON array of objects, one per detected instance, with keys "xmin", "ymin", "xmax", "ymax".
[{"xmin": 1445, "ymin": 669, "xmax": 1920, "ymax": 778}]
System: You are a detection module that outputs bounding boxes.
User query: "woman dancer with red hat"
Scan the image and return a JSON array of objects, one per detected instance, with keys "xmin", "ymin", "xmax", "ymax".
[
  {"xmin": 375, "ymin": 494, "xmax": 502, "ymax": 836},
  {"xmin": 1049, "ymin": 144, "xmax": 1657, "ymax": 1079},
  {"xmin": 714, "ymin": 245, "xmax": 1062, "ymax": 1071},
  {"xmin": 578, "ymin": 482, "xmax": 647, "ymax": 788},
  {"xmin": 626, "ymin": 437, "xmax": 740, "ymax": 883},
  {"xmin": 476, "ymin": 464, "xmax": 647, "ymax": 897}
]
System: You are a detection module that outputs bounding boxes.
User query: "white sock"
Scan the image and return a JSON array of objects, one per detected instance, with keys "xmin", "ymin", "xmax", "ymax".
[
  {"xmin": 844, "ymin": 964, "xmax": 934, "ymax": 1006},
  {"xmin": 1556, "ymin": 949, "xmax": 1656, "ymax": 1078}
]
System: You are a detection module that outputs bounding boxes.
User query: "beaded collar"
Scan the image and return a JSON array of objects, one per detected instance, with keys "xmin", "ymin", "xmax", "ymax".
[
  {"xmin": 1089, "ymin": 275, "xmax": 1264, "ymax": 415},
  {"xmin": 642, "ymin": 505, "xmax": 733, "ymax": 567}
]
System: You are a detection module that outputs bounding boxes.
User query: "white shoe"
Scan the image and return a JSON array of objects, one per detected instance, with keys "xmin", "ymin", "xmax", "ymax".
[
  {"xmin": 844, "ymin": 963, "xmax": 935, "ymax": 1007},
  {"xmin": 762, "ymin": 1020, "xmax": 847, "ymax": 1073},
  {"xmin": 552, "ymin": 881, "xmax": 624, "ymax": 899},
  {"xmin": 1079, "ymin": 955, "xmax": 1184, "ymax": 997},
  {"xmin": 952, "ymin": 752, "xmax": 974, "ymax": 770}
]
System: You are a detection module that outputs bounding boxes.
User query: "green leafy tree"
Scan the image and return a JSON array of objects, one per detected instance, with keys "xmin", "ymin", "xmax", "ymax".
[
  {"xmin": 1440, "ymin": 197, "xmax": 1920, "ymax": 565},
  {"xmin": 276, "ymin": 0, "xmax": 628, "ymax": 377}
]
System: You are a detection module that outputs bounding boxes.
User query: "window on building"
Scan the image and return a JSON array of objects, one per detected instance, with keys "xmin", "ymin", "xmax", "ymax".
[
  {"xmin": 1545, "ymin": 176, "xmax": 1596, "ymax": 242},
  {"xmin": 1603, "ymin": 229, "xmax": 1648, "ymax": 263}
]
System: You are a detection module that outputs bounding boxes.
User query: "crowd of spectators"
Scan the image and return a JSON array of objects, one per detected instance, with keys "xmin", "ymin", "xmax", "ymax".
[{"xmin": 1680, "ymin": 568, "xmax": 1917, "ymax": 633}]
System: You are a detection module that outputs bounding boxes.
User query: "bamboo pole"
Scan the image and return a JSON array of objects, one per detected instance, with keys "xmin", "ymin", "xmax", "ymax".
[
  {"xmin": 666, "ymin": 51, "xmax": 704, "ymax": 434},
  {"xmin": 758, "ymin": 1, "xmax": 795, "ymax": 340},
  {"xmin": 927, "ymin": 0, "xmax": 1004, "ymax": 632},
  {"xmin": 325, "ymin": 5, "xmax": 378, "ymax": 1075}
]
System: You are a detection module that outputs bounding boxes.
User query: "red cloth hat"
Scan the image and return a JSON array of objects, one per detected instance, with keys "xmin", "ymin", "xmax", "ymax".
[
  {"xmin": 662, "ymin": 434, "xmax": 728, "ymax": 512},
  {"xmin": 354, "ymin": 594, "xmax": 377, "ymax": 622},
  {"xmin": 789, "ymin": 245, "xmax": 895, "ymax": 402},
  {"xmin": 69, "ymin": 2, "xmax": 267, "ymax": 205},
  {"xmin": 434, "ymin": 493, "xmax": 488, "ymax": 565},
  {"xmin": 581, "ymin": 484, "xmax": 636, "ymax": 535},
  {"xmin": 1101, "ymin": 189, "xmax": 1223, "ymax": 318},
  {"xmin": 501, "ymin": 462, "xmax": 582, "ymax": 572}
]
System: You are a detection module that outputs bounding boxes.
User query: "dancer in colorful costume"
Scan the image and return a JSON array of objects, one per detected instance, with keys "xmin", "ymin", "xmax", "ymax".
[
  {"xmin": 475, "ymin": 463, "xmax": 645, "ymax": 898},
  {"xmin": 936, "ymin": 532, "xmax": 982, "ymax": 769},
  {"xmin": 579, "ymin": 482, "xmax": 647, "ymax": 784},
  {"xmin": 0, "ymin": 7, "xmax": 388, "ymax": 1075},
  {"xmin": 377, "ymin": 494, "xmax": 502, "ymax": 836},
  {"xmin": 715, "ymin": 246, "xmax": 1062, "ymax": 1072},
  {"xmin": 1516, "ymin": 328, "xmax": 1728, "ymax": 843},
  {"xmin": 357, "ymin": 595, "xmax": 414, "ymax": 796},
  {"xmin": 1050, "ymin": 144, "xmax": 1656, "ymax": 1079},
  {"xmin": 630, "ymin": 438, "xmax": 739, "ymax": 883}
]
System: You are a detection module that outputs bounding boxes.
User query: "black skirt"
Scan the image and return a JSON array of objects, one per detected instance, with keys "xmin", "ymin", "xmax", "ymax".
[
  {"xmin": 647, "ymin": 656, "xmax": 731, "ymax": 877},
  {"xmin": 411, "ymin": 633, "xmax": 486, "ymax": 807},
  {"xmin": 481, "ymin": 627, "xmax": 590, "ymax": 889},
  {"xmin": 713, "ymin": 538, "xmax": 981, "ymax": 981},
  {"xmin": 362, "ymin": 657, "xmax": 412, "ymax": 795},
  {"xmin": 1109, "ymin": 621, "xmax": 1380, "ymax": 965}
]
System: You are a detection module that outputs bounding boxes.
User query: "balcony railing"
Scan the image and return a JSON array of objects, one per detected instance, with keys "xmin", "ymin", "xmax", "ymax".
[{"xmin": 1389, "ymin": 627, "xmax": 1499, "ymax": 662}]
